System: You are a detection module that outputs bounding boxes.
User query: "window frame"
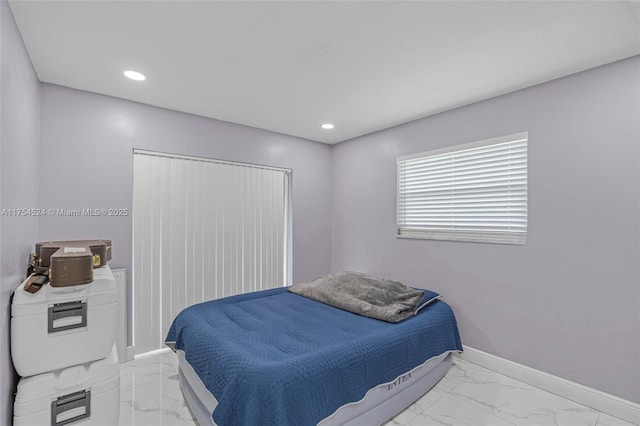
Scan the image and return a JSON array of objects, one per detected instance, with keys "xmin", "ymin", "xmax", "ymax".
[{"xmin": 396, "ymin": 132, "xmax": 528, "ymax": 245}]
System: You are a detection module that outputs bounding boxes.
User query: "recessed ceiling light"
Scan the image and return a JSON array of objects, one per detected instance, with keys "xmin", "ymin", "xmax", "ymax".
[
  {"xmin": 124, "ymin": 70, "xmax": 146, "ymax": 81},
  {"xmin": 321, "ymin": 123, "xmax": 334, "ymax": 129}
]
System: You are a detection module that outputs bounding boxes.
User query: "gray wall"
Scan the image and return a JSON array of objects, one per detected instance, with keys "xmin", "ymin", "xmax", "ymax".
[
  {"xmin": 38, "ymin": 83, "xmax": 333, "ymax": 344},
  {"xmin": 331, "ymin": 55, "xmax": 640, "ymax": 403},
  {"xmin": 1, "ymin": 5, "xmax": 638, "ymax": 418},
  {"xmin": 0, "ymin": 0, "xmax": 41, "ymax": 423}
]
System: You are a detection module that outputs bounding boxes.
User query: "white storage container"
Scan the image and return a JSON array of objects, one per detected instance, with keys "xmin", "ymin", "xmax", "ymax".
[
  {"xmin": 14, "ymin": 345, "xmax": 120, "ymax": 426},
  {"xmin": 11, "ymin": 266, "xmax": 118, "ymax": 377}
]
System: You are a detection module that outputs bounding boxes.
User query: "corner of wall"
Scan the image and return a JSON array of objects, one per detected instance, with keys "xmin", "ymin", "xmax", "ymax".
[{"xmin": 0, "ymin": 0, "xmax": 42, "ymax": 423}]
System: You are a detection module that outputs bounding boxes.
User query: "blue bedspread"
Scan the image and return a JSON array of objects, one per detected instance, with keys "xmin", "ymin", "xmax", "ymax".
[{"xmin": 165, "ymin": 287, "xmax": 462, "ymax": 426}]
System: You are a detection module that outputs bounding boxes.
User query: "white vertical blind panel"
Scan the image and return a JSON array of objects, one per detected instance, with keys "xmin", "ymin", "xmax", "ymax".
[
  {"xmin": 202, "ymin": 164, "xmax": 216, "ymax": 302},
  {"xmin": 149, "ymin": 158, "xmax": 163, "ymax": 352},
  {"xmin": 170, "ymin": 159, "xmax": 186, "ymax": 344},
  {"xmin": 397, "ymin": 133, "xmax": 527, "ymax": 245},
  {"xmin": 132, "ymin": 154, "xmax": 160, "ymax": 354},
  {"xmin": 133, "ymin": 151, "xmax": 290, "ymax": 354},
  {"xmin": 159, "ymin": 158, "xmax": 173, "ymax": 353}
]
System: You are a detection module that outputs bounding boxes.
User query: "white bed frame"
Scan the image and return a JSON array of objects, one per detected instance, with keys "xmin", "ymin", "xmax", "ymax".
[{"xmin": 177, "ymin": 349, "xmax": 455, "ymax": 426}]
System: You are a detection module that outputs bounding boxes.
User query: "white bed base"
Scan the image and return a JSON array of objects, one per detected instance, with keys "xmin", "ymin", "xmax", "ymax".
[{"xmin": 176, "ymin": 349, "xmax": 455, "ymax": 426}]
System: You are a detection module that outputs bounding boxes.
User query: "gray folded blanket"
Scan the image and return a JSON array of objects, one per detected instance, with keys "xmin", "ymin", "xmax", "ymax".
[{"xmin": 288, "ymin": 271, "xmax": 424, "ymax": 323}]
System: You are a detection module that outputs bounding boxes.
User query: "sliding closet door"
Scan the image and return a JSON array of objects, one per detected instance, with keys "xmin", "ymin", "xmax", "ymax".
[{"xmin": 132, "ymin": 150, "xmax": 291, "ymax": 354}]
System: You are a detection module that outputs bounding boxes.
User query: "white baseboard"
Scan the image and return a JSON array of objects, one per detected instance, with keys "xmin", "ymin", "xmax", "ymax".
[
  {"xmin": 457, "ymin": 346, "xmax": 639, "ymax": 425},
  {"xmin": 134, "ymin": 347, "xmax": 171, "ymax": 360}
]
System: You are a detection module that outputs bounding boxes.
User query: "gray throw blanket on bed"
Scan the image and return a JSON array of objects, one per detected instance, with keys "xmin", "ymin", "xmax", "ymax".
[{"xmin": 288, "ymin": 271, "xmax": 424, "ymax": 323}]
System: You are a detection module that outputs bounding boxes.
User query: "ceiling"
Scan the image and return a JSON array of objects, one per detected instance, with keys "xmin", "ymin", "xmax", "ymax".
[{"xmin": 9, "ymin": 1, "xmax": 640, "ymax": 144}]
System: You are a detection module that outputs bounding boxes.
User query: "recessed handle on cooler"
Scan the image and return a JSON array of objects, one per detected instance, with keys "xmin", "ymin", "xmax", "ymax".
[
  {"xmin": 47, "ymin": 301, "xmax": 87, "ymax": 333},
  {"xmin": 50, "ymin": 389, "xmax": 91, "ymax": 426}
]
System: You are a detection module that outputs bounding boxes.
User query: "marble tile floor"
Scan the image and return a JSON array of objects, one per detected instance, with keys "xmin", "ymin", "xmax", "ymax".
[{"xmin": 118, "ymin": 349, "xmax": 636, "ymax": 426}]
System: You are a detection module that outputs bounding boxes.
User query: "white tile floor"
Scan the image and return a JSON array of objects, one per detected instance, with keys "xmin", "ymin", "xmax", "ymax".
[{"xmin": 118, "ymin": 350, "xmax": 636, "ymax": 426}]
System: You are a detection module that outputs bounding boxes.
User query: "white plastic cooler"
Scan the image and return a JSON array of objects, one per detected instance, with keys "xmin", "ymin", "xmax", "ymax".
[
  {"xmin": 13, "ymin": 345, "xmax": 120, "ymax": 426},
  {"xmin": 11, "ymin": 266, "xmax": 118, "ymax": 377}
]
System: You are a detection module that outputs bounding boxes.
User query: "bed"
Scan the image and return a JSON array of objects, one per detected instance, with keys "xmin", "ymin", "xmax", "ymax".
[{"xmin": 165, "ymin": 279, "xmax": 462, "ymax": 426}]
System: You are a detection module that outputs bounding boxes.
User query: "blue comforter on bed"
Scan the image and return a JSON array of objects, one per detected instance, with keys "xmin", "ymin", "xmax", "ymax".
[{"xmin": 165, "ymin": 287, "xmax": 462, "ymax": 426}]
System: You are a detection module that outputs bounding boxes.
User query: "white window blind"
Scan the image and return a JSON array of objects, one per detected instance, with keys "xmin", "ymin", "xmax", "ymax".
[
  {"xmin": 397, "ymin": 132, "xmax": 527, "ymax": 245},
  {"xmin": 132, "ymin": 150, "xmax": 292, "ymax": 354}
]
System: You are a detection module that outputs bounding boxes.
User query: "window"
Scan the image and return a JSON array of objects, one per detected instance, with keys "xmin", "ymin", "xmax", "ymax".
[
  {"xmin": 397, "ymin": 132, "xmax": 527, "ymax": 245},
  {"xmin": 132, "ymin": 149, "xmax": 292, "ymax": 354}
]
